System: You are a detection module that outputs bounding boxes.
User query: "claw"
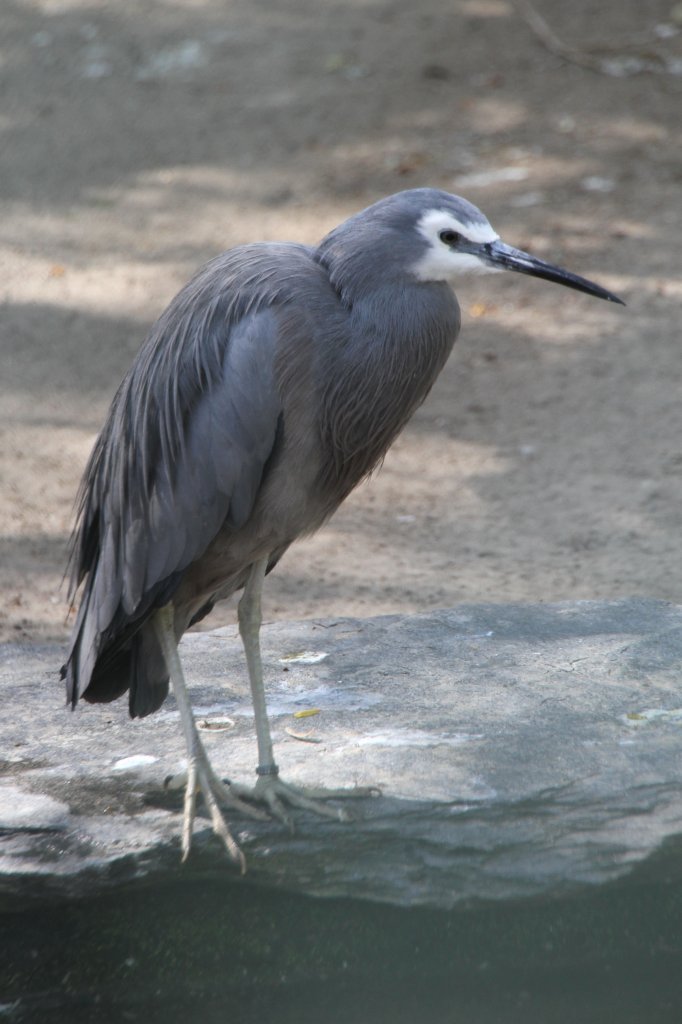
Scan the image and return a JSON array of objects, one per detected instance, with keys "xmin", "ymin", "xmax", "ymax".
[
  {"xmin": 167, "ymin": 751, "xmax": 270, "ymax": 866},
  {"xmin": 196, "ymin": 761, "xmax": 247, "ymax": 872},
  {"xmin": 230, "ymin": 776, "xmax": 379, "ymax": 828}
]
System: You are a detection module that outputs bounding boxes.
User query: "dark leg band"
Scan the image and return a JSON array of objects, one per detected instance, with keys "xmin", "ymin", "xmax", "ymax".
[{"xmin": 256, "ymin": 762, "xmax": 279, "ymax": 777}]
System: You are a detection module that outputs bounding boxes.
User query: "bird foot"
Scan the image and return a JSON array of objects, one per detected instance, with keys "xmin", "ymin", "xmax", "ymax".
[
  {"xmin": 166, "ymin": 756, "xmax": 269, "ymax": 870},
  {"xmin": 166, "ymin": 756, "xmax": 379, "ymax": 863},
  {"xmin": 229, "ymin": 771, "xmax": 380, "ymax": 828}
]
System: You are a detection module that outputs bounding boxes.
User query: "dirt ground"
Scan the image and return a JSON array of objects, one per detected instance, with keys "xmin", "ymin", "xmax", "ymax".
[{"xmin": 1, "ymin": 0, "xmax": 681, "ymax": 646}]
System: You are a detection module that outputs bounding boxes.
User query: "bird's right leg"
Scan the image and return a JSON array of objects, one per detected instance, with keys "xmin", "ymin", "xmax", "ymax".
[
  {"xmin": 152, "ymin": 602, "xmax": 267, "ymax": 868},
  {"xmin": 230, "ymin": 558, "xmax": 378, "ymax": 820}
]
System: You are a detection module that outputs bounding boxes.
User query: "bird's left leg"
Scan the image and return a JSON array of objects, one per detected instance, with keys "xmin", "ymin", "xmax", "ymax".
[
  {"xmin": 230, "ymin": 558, "xmax": 377, "ymax": 823},
  {"xmin": 153, "ymin": 603, "xmax": 267, "ymax": 867}
]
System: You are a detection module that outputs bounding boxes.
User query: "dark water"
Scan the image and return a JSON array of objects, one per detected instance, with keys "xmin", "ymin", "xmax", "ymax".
[{"xmin": 3, "ymin": 875, "xmax": 682, "ymax": 1023}]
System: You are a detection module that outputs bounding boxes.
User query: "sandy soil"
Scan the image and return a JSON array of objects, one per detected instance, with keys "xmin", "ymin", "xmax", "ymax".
[{"xmin": 2, "ymin": 0, "xmax": 681, "ymax": 645}]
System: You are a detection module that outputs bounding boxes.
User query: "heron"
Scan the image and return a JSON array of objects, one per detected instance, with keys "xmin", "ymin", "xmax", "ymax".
[{"xmin": 63, "ymin": 187, "xmax": 623, "ymax": 867}]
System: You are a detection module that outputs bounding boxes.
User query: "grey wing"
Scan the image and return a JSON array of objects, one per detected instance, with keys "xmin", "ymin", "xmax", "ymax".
[
  {"xmin": 64, "ymin": 303, "xmax": 283, "ymax": 707},
  {"xmin": 122, "ymin": 307, "xmax": 282, "ymax": 611}
]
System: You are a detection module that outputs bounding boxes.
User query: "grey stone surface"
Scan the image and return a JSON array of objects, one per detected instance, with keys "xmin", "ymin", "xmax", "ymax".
[{"xmin": 2, "ymin": 598, "xmax": 682, "ymax": 911}]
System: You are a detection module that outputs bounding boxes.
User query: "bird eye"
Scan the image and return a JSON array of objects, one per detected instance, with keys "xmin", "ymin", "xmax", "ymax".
[{"xmin": 439, "ymin": 229, "xmax": 461, "ymax": 246}]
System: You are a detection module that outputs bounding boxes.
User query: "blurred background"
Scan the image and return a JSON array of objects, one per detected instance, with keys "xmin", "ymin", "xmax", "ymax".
[{"xmin": 1, "ymin": 0, "xmax": 680, "ymax": 644}]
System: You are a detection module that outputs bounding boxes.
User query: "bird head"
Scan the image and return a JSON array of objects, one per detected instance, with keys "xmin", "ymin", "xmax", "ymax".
[{"xmin": 408, "ymin": 188, "xmax": 624, "ymax": 304}]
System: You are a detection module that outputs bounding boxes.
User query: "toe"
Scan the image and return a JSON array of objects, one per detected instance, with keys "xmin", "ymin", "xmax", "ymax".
[
  {"xmin": 278, "ymin": 783, "xmax": 346, "ymax": 821},
  {"xmin": 263, "ymin": 792, "xmax": 293, "ymax": 829}
]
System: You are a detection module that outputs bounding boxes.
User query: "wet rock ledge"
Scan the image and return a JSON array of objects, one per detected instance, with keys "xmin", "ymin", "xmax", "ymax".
[{"xmin": 2, "ymin": 598, "xmax": 682, "ymax": 911}]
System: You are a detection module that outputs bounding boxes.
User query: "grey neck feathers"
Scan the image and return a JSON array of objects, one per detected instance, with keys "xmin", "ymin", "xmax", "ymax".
[{"xmin": 317, "ymin": 275, "xmax": 461, "ymax": 495}]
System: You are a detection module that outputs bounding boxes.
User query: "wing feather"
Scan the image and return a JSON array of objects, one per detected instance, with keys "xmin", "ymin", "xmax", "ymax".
[{"xmin": 63, "ymin": 246, "xmax": 310, "ymax": 705}]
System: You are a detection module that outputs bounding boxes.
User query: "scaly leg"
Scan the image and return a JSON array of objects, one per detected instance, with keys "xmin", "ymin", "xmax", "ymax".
[
  {"xmin": 153, "ymin": 602, "xmax": 267, "ymax": 868},
  {"xmin": 230, "ymin": 558, "xmax": 378, "ymax": 823}
]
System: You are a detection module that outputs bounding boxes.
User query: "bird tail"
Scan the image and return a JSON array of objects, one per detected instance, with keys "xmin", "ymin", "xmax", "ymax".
[
  {"xmin": 127, "ymin": 625, "xmax": 170, "ymax": 718},
  {"xmin": 62, "ymin": 602, "xmax": 170, "ymax": 719}
]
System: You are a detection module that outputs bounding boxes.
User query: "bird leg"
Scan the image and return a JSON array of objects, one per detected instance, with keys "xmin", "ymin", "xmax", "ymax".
[
  {"xmin": 152, "ymin": 603, "xmax": 267, "ymax": 868},
  {"xmin": 229, "ymin": 558, "xmax": 378, "ymax": 824}
]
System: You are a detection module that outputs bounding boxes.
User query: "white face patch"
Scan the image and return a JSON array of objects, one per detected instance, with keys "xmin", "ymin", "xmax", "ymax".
[{"xmin": 412, "ymin": 208, "xmax": 500, "ymax": 283}]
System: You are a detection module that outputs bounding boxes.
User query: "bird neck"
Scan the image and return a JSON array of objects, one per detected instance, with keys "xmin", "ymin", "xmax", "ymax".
[{"xmin": 318, "ymin": 279, "xmax": 460, "ymax": 495}]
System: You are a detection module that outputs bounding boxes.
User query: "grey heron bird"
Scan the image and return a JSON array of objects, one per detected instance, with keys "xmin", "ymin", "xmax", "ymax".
[{"xmin": 63, "ymin": 187, "xmax": 623, "ymax": 866}]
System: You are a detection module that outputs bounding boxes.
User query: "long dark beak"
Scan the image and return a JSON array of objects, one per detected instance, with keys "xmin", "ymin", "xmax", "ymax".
[{"xmin": 480, "ymin": 239, "xmax": 625, "ymax": 305}]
